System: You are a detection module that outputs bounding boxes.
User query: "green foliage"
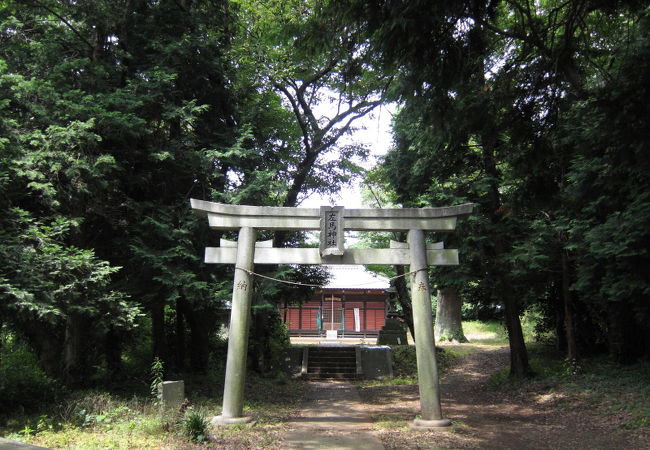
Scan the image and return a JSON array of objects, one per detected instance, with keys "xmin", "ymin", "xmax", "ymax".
[
  {"xmin": 150, "ymin": 357, "xmax": 164, "ymax": 400},
  {"xmin": 248, "ymin": 305, "xmax": 291, "ymax": 375},
  {"xmin": 391, "ymin": 346, "xmax": 419, "ymax": 378},
  {"xmin": 0, "ymin": 206, "xmax": 140, "ymax": 382},
  {"xmin": 337, "ymin": 0, "xmax": 650, "ymax": 366},
  {"xmin": 232, "ymin": 0, "xmax": 387, "ymax": 207},
  {"xmin": 182, "ymin": 409, "xmax": 208, "ymax": 443},
  {"xmin": 391, "ymin": 345, "xmax": 454, "ymax": 378},
  {"xmin": 54, "ymin": 392, "xmax": 133, "ymax": 428},
  {"xmin": 0, "ymin": 0, "xmax": 390, "ymax": 390},
  {"xmin": 1, "ymin": 0, "xmax": 648, "ymax": 405},
  {"xmin": 1, "ymin": 0, "xmax": 312, "ymax": 381},
  {"xmin": 0, "ymin": 333, "xmax": 57, "ymax": 414},
  {"xmin": 0, "ymin": 209, "xmax": 136, "ymax": 324},
  {"xmin": 1, "ymin": 390, "xmax": 199, "ymax": 448}
]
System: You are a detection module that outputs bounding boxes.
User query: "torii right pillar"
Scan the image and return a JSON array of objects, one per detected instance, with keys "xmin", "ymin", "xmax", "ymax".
[{"xmin": 408, "ymin": 229, "xmax": 452, "ymax": 428}]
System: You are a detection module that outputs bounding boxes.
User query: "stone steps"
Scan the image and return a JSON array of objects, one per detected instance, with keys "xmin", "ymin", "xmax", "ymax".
[{"xmin": 306, "ymin": 347, "xmax": 358, "ymax": 380}]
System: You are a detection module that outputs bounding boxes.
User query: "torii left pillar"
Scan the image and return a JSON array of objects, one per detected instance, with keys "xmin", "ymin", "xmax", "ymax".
[{"xmin": 212, "ymin": 227, "xmax": 256, "ymax": 425}]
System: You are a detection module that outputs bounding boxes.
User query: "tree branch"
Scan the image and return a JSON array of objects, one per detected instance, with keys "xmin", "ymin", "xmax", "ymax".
[
  {"xmin": 296, "ymin": 57, "xmax": 339, "ymax": 98},
  {"xmin": 274, "ymin": 83, "xmax": 312, "ymax": 153},
  {"xmin": 27, "ymin": 0, "xmax": 94, "ymax": 51},
  {"xmin": 321, "ymin": 98, "xmax": 381, "ymax": 141}
]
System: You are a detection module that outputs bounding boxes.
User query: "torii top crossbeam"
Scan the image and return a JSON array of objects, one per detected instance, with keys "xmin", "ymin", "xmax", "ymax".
[
  {"xmin": 190, "ymin": 198, "xmax": 473, "ymax": 232},
  {"xmin": 190, "ymin": 199, "xmax": 474, "ymax": 266}
]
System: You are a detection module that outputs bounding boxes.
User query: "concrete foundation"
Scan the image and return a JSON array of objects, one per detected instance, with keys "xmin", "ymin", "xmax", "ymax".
[
  {"xmin": 410, "ymin": 418, "xmax": 453, "ymax": 429},
  {"xmin": 211, "ymin": 415, "xmax": 254, "ymax": 427},
  {"xmin": 358, "ymin": 346, "xmax": 393, "ymax": 379}
]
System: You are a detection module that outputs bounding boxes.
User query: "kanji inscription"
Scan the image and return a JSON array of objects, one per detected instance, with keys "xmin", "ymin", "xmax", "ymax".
[
  {"xmin": 326, "ymin": 211, "xmax": 339, "ymax": 247},
  {"xmin": 319, "ymin": 206, "xmax": 344, "ymax": 256}
]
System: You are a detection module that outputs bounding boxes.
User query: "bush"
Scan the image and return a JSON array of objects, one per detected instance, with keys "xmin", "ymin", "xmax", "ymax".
[
  {"xmin": 0, "ymin": 337, "xmax": 58, "ymax": 414},
  {"xmin": 182, "ymin": 409, "xmax": 208, "ymax": 443},
  {"xmin": 248, "ymin": 305, "xmax": 290, "ymax": 375},
  {"xmin": 392, "ymin": 345, "xmax": 418, "ymax": 378},
  {"xmin": 56, "ymin": 392, "xmax": 136, "ymax": 428},
  {"xmin": 392, "ymin": 345, "xmax": 454, "ymax": 378}
]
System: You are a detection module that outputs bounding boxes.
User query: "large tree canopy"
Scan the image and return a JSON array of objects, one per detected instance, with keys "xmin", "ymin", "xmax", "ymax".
[
  {"xmin": 341, "ymin": 0, "xmax": 650, "ymax": 372},
  {"xmin": 0, "ymin": 0, "xmax": 361, "ymax": 382},
  {"xmin": 1, "ymin": 0, "xmax": 649, "ymax": 389}
]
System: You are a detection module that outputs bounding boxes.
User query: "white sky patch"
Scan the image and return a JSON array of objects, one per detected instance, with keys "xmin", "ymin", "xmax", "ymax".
[
  {"xmin": 301, "ymin": 102, "xmax": 395, "ymax": 209},
  {"xmin": 301, "ymin": 101, "xmax": 395, "ymax": 246}
]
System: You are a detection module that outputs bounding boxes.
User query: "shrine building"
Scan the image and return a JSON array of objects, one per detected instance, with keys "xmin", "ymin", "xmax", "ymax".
[{"xmin": 281, "ymin": 265, "xmax": 392, "ymax": 338}]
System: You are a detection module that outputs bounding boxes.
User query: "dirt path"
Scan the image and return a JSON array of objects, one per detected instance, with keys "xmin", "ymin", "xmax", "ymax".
[
  {"xmin": 358, "ymin": 345, "xmax": 650, "ymax": 449},
  {"xmin": 283, "ymin": 381, "xmax": 385, "ymax": 449}
]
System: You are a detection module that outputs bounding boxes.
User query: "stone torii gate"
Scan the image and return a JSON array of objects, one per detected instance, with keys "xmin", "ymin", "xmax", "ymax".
[{"xmin": 190, "ymin": 199, "xmax": 473, "ymax": 429}]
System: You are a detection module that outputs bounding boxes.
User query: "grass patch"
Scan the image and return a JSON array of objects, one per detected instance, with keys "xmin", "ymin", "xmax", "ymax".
[
  {"xmin": 462, "ymin": 315, "xmax": 541, "ymax": 347},
  {"xmin": 182, "ymin": 408, "xmax": 208, "ymax": 443},
  {"xmin": 0, "ymin": 374, "xmax": 308, "ymax": 449},
  {"xmin": 364, "ymin": 377, "xmax": 417, "ymax": 387},
  {"xmin": 244, "ymin": 373, "xmax": 309, "ymax": 423},
  {"xmin": 462, "ymin": 320, "xmax": 509, "ymax": 346},
  {"xmin": 374, "ymin": 417, "xmax": 409, "ymax": 430},
  {"xmin": 563, "ymin": 358, "xmax": 650, "ymax": 429}
]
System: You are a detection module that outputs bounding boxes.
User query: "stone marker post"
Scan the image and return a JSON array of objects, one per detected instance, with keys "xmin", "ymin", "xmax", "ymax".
[
  {"xmin": 213, "ymin": 226, "xmax": 256, "ymax": 425},
  {"xmin": 408, "ymin": 229, "xmax": 451, "ymax": 428},
  {"xmin": 159, "ymin": 380, "xmax": 185, "ymax": 411}
]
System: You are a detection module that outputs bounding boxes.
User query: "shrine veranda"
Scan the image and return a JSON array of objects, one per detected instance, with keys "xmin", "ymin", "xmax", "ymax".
[{"xmin": 190, "ymin": 198, "xmax": 473, "ymax": 428}]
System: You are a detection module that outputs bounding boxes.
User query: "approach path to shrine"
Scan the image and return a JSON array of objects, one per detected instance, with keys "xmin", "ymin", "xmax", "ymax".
[
  {"xmin": 282, "ymin": 380, "xmax": 385, "ymax": 450},
  {"xmin": 280, "ymin": 345, "xmax": 650, "ymax": 449}
]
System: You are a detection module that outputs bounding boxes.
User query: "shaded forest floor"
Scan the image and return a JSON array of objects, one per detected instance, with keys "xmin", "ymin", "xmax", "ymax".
[
  {"xmin": 3, "ymin": 333, "xmax": 650, "ymax": 448},
  {"xmin": 358, "ymin": 344, "xmax": 650, "ymax": 449}
]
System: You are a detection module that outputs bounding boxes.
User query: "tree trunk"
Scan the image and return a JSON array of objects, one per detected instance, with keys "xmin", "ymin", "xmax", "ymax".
[
  {"xmin": 282, "ymin": 145, "xmax": 320, "ymax": 208},
  {"xmin": 177, "ymin": 301, "xmax": 211, "ymax": 373},
  {"xmin": 503, "ymin": 293, "xmax": 533, "ymax": 378},
  {"xmin": 561, "ymin": 250, "xmax": 578, "ymax": 361},
  {"xmin": 607, "ymin": 301, "xmax": 641, "ymax": 364},
  {"xmin": 551, "ymin": 280, "xmax": 567, "ymax": 352},
  {"xmin": 63, "ymin": 314, "xmax": 87, "ymax": 385},
  {"xmin": 434, "ymin": 286, "xmax": 468, "ymax": 343},
  {"xmin": 105, "ymin": 326, "xmax": 122, "ymax": 378},
  {"xmin": 175, "ymin": 298, "xmax": 186, "ymax": 371},
  {"xmin": 481, "ymin": 140, "xmax": 532, "ymax": 378},
  {"xmin": 151, "ymin": 298, "xmax": 165, "ymax": 360},
  {"xmin": 27, "ymin": 326, "xmax": 62, "ymax": 378},
  {"xmin": 393, "ymin": 264, "xmax": 415, "ymax": 340}
]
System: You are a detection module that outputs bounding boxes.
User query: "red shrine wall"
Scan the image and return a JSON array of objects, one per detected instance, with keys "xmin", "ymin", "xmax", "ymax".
[{"xmin": 281, "ymin": 289, "xmax": 388, "ymax": 334}]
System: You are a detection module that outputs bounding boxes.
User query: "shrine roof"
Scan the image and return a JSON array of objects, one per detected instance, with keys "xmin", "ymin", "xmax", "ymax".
[{"xmin": 323, "ymin": 265, "xmax": 390, "ymax": 290}]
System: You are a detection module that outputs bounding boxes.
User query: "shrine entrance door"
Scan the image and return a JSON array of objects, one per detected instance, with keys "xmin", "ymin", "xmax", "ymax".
[{"xmin": 322, "ymin": 295, "xmax": 343, "ymax": 331}]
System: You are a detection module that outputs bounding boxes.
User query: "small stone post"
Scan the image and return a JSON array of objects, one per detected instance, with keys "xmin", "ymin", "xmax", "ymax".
[
  {"xmin": 408, "ymin": 229, "xmax": 451, "ymax": 428},
  {"xmin": 213, "ymin": 227, "xmax": 256, "ymax": 426},
  {"xmin": 159, "ymin": 380, "xmax": 185, "ymax": 411}
]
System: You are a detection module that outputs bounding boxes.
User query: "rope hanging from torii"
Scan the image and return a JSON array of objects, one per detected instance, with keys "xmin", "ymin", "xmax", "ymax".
[
  {"xmin": 233, "ymin": 265, "xmax": 429, "ymax": 289},
  {"xmin": 190, "ymin": 198, "xmax": 474, "ymax": 429}
]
